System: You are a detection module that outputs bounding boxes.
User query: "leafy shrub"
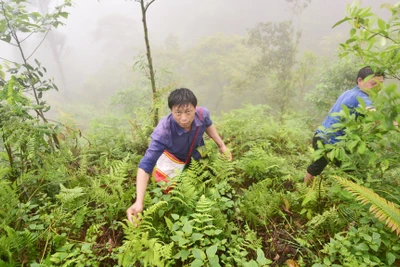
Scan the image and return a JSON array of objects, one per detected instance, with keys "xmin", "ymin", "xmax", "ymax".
[{"xmin": 312, "ymin": 223, "xmax": 400, "ymax": 267}]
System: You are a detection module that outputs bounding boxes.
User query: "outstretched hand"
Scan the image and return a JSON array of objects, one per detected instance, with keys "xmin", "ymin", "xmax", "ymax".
[
  {"xmin": 219, "ymin": 145, "xmax": 232, "ymax": 160},
  {"xmin": 126, "ymin": 201, "xmax": 143, "ymax": 225}
]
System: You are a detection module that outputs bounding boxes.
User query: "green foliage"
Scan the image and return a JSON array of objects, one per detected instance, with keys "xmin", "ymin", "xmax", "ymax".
[
  {"xmin": 0, "ymin": 226, "xmax": 38, "ymax": 265},
  {"xmin": 0, "ymin": 0, "xmax": 72, "ymax": 183},
  {"xmin": 336, "ymin": 176, "xmax": 400, "ymax": 237},
  {"xmin": 312, "ymin": 224, "xmax": 400, "ymax": 267},
  {"xmin": 315, "ymin": 84, "xmax": 400, "ymax": 181},
  {"xmin": 0, "ymin": 0, "xmax": 71, "ymax": 115},
  {"xmin": 306, "ymin": 57, "xmax": 361, "ymax": 114},
  {"xmin": 293, "ymin": 51, "xmax": 318, "ymax": 105},
  {"xmin": 2, "ymin": 1, "xmax": 400, "ymax": 266},
  {"xmin": 239, "ymin": 178, "xmax": 283, "ymax": 226},
  {"xmin": 0, "ymin": 180, "xmax": 19, "ymax": 226},
  {"xmin": 246, "ymin": 21, "xmax": 300, "ymax": 115},
  {"xmin": 185, "ymin": 33, "xmax": 257, "ymax": 112},
  {"xmin": 0, "ymin": 0, "xmax": 71, "ymax": 42},
  {"xmin": 237, "ymin": 146, "xmax": 287, "ymax": 181},
  {"xmin": 218, "ymin": 104, "xmax": 310, "ymax": 157},
  {"xmin": 333, "ymin": 1, "xmax": 400, "ymax": 80},
  {"xmin": 119, "ymin": 201, "xmax": 173, "ymax": 267}
]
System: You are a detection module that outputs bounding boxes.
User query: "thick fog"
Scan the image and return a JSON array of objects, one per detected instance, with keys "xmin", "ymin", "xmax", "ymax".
[{"xmin": 0, "ymin": 0, "xmax": 394, "ymax": 121}]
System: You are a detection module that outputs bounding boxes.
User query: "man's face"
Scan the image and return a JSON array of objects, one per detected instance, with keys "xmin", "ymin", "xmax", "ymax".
[
  {"xmin": 171, "ymin": 104, "xmax": 196, "ymax": 130},
  {"xmin": 358, "ymin": 75, "xmax": 384, "ymax": 94}
]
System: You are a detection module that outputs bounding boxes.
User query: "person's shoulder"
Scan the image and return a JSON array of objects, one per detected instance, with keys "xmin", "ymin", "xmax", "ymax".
[
  {"xmin": 342, "ymin": 86, "xmax": 359, "ymax": 96},
  {"xmin": 196, "ymin": 106, "xmax": 211, "ymax": 117},
  {"xmin": 152, "ymin": 114, "xmax": 173, "ymax": 139},
  {"xmin": 340, "ymin": 87, "xmax": 363, "ymax": 105}
]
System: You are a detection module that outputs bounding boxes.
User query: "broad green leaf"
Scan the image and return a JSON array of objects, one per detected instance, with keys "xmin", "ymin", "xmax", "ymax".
[
  {"xmin": 60, "ymin": 12, "xmax": 69, "ymax": 19},
  {"xmin": 182, "ymin": 221, "xmax": 192, "ymax": 234},
  {"xmin": 81, "ymin": 243, "xmax": 91, "ymax": 252},
  {"xmin": 357, "ymin": 142, "xmax": 366, "ymax": 154},
  {"xmin": 332, "ymin": 17, "xmax": 351, "ymax": 28},
  {"xmin": 256, "ymin": 248, "xmax": 271, "ymax": 265},
  {"xmin": 323, "ymin": 257, "xmax": 331, "ymax": 265},
  {"xmin": 165, "ymin": 217, "xmax": 173, "ymax": 231},
  {"xmin": 0, "ymin": 34, "xmax": 12, "ymax": 43},
  {"xmin": 191, "ymin": 233, "xmax": 203, "ymax": 242},
  {"xmin": 174, "ymin": 249, "xmax": 190, "ymax": 260},
  {"xmin": 190, "ymin": 259, "xmax": 204, "ymax": 267},
  {"xmin": 354, "ymin": 242, "xmax": 369, "ymax": 251},
  {"xmin": 378, "ymin": 18, "xmax": 386, "ymax": 30},
  {"xmin": 206, "ymin": 245, "xmax": 218, "ymax": 258},
  {"xmin": 209, "ymin": 256, "xmax": 220, "ymax": 267},
  {"xmin": 192, "ymin": 248, "xmax": 206, "ymax": 260},
  {"xmin": 0, "ymin": 20, "xmax": 6, "ymax": 32},
  {"xmin": 243, "ymin": 260, "xmax": 259, "ymax": 267}
]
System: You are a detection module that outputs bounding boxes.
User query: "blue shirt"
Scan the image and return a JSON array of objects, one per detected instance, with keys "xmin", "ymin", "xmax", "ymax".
[
  {"xmin": 316, "ymin": 86, "xmax": 373, "ymax": 144},
  {"xmin": 138, "ymin": 107, "xmax": 212, "ymax": 173}
]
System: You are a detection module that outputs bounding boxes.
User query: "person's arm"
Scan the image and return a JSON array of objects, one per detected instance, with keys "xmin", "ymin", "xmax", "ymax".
[
  {"xmin": 205, "ymin": 125, "xmax": 232, "ymax": 160},
  {"xmin": 126, "ymin": 122, "xmax": 167, "ymax": 223},
  {"xmin": 126, "ymin": 168, "xmax": 150, "ymax": 224}
]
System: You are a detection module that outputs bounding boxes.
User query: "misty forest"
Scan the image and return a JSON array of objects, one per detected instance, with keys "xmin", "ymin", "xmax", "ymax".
[{"xmin": 1, "ymin": 0, "xmax": 400, "ymax": 266}]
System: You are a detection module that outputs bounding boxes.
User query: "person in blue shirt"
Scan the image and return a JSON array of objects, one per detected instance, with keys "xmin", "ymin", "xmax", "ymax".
[
  {"xmin": 127, "ymin": 88, "xmax": 231, "ymax": 223},
  {"xmin": 304, "ymin": 66, "xmax": 385, "ymax": 184}
]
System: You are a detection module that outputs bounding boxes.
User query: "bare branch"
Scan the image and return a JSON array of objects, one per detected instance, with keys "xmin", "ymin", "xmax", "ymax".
[
  {"xmin": 20, "ymin": 31, "xmax": 38, "ymax": 43},
  {"xmin": 0, "ymin": 40, "xmax": 19, "ymax": 47},
  {"xmin": 0, "ymin": 56, "xmax": 19, "ymax": 65},
  {"xmin": 145, "ymin": 0, "xmax": 156, "ymax": 12},
  {"xmin": 26, "ymin": 28, "xmax": 51, "ymax": 61},
  {"xmin": 359, "ymin": 25, "xmax": 399, "ymax": 45}
]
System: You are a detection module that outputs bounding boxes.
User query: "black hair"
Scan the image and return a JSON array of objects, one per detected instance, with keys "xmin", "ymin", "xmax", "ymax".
[
  {"xmin": 356, "ymin": 66, "xmax": 385, "ymax": 84},
  {"xmin": 168, "ymin": 88, "xmax": 197, "ymax": 109}
]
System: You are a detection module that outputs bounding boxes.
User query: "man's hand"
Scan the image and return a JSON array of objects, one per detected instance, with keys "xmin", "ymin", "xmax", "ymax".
[
  {"xmin": 219, "ymin": 145, "xmax": 232, "ymax": 160},
  {"xmin": 126, "ymin": 169, "xmax": 150, "ymax": 225},
  {"xmin": 205, "ymin": 125, "xmax": 232, "ymax": 160},
  {"xmin": 126, "ymin": 201, "xmax": 143, "ymax": 225},
  {"xmin": 304, "ymin": 172, "xmax": 315, "ymax": 185}
]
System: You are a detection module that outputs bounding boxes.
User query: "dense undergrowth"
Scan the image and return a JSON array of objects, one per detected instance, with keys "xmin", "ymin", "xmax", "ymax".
[
  {"xmin": 1, "ymin": 0, "xmax": 400, "ymax": 266},
  {"xmin": 1, "ymin": 94, "xmax": 400, "ymax": 266}
]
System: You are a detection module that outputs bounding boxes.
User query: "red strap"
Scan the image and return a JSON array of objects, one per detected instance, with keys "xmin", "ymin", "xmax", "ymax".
[{"xmin": 185, "ymin": 107, "xmax": 203, "ymax": 164}]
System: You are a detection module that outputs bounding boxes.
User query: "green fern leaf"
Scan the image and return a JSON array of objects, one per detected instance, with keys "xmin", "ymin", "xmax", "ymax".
[{"xmin": 335, "ymin": 176, "xmax": 400, "ymax": 236}]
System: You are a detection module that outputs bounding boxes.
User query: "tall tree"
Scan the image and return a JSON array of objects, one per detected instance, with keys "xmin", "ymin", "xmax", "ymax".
[
  {"xmin": 247, "ymin": 21, "xmax": 300, "ymax": 116},
  {"xmin": 0, "ymin": 0, "xmax": 71, "ymax": 149},
  {"xmin": 135, "ymin": 0, "xmax": 158, "ymax": 127}
]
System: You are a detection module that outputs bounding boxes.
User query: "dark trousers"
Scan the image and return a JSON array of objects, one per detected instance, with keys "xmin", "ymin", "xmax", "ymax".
[{"xmin": 306, "ymin": 134, "xmax": 329, "ymax": 176}]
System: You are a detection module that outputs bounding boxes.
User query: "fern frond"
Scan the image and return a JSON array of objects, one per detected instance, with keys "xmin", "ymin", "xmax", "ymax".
[
  {"xmin": 335, "ymin": 176, "xmax": 400, "ymax": 236},
  {"xmin": 143, "ymin": 200, "xmax": 168, "ymax": 217},
  {"xmin": 109, "ymin": 155, "xmax": 130, "ymax": 180},
  {"xmin": 195, "ymin": 195, "xmax": 214, "ymax": 214},
  {"xmin": 119, "ymin": 201, "xmax": 172, "ymax": 267},
  {"xmin": 306, "ymin": 206, "xmax": 339, "ymax": 228},
  {"xmin": 2, "ymin": 226, "xmax": 38, "ymax": 259},
  {"xmin": 241, "ymin": 224, "xmax": 263, "ymax": 252},
  {"xmin": 78, "ymin": 154, "xmax": 88, "ymax": 176},
  {"xmin": 208, "ymin": 155, "xmax": 236, "ymax": 183},
  {"xmin": 168, "ymin": 169, "xmax": 200, "ymax": 210},
  {"xmin": 56, "ymin": 184, "xmax": 85, "ymax": 204},
  {"xmin": 26, "ymin": 135, "xmax": 37, "ymax": 160}
]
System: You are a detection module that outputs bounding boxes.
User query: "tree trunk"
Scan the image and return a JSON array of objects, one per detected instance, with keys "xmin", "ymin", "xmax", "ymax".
[{"xmin": 139, "ymin": 0, "xmax": 158, "ymax": 127}]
